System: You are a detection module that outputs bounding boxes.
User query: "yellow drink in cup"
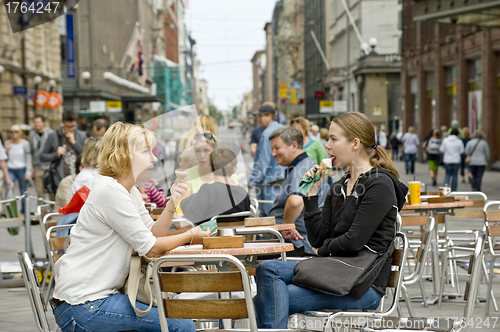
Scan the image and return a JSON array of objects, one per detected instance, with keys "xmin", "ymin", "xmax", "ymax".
[{"xmin": 408, "ymin": 181, "xmax": 421, "ymax": 205}]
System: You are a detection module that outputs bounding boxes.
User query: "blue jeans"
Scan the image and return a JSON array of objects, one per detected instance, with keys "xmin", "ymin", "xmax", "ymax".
[
  {"xmin": 254, "ymin": 260, "xmax": 381, "ymax": 329},
  {"xmin": 391, "ymin": 148, "xmax": 399, "ymax": 161},
  {"xmin": 404, "ymin": 153, "xmax": 416, "ymax": 174},
  {"xmin": 52, "ymin": 294, "xmax": 195, "ymax": 332},
  {"xmin": 444, "ymin": 163, "xmax": 460, "ymax": 191},
  {"xmin": 5, "ymin": 168, "xmax": 27, "ymax": 214},
  {"xmin": 470, "ymin": 165, "xmax": 486, "ymax": 192},
  {"xmin": 255, "ymin": 183, "xmax": 281, "ymax": 217}
]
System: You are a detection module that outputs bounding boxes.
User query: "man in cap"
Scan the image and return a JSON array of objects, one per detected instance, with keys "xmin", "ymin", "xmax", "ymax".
[
  {"xmin": 447, "ymin": 120, "xmax": 462, "ymax": 138},
  {"xmin": 248, "ymin": 103, "xmax": 285, "ymax": 216}
]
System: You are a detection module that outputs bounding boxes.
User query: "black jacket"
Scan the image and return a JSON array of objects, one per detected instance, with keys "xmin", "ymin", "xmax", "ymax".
[{"xmin": 303, "ymin": 167, "xmax": 408, "ymax": 295}]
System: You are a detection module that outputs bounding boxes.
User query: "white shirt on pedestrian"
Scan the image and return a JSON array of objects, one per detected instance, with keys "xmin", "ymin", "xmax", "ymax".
[
  {"xmin": 53, "ymin": 174, "xmax": 156, "ymax": 305},
  {"xmin": 401, "ymin": 133, "xmax": 420, "ymax": 154},
  {"xmin": 6, "ymin": 142, "xmax": 26, "ymax": 170},
  {"xmin": 439, "ymin": 135, "xmax": 464, "ymax": 164},
  {"xmin": 70, "ymin": 167, "xmax": 99, "ymax": 197}
]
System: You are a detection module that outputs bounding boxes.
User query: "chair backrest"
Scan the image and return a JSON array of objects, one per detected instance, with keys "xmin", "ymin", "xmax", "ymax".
[
  {"xmin": 447, "ymin": 191, "xmax": 487, "ymax": 219},
  {"xmin": 17, "ymin": 250, "xmax": 53, "ymax": 332},
  {"xmin": 484, "ymin": 201, "xmax": 500, "ymax": 257},
  {"xmin": 46, "ymin": 225, "xmax": 74, "ymax": 265},
  {"xmin": 402, "ymin": 216, "xmax": 435, "ymax": 286},
  {"xmin": 152, "ymin": 254, "xmax": 258, "ymax": 332}
]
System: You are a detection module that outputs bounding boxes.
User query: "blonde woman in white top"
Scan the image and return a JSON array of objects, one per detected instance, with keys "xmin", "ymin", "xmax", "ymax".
[{"xmin": 52, "ymin": 122, "xmax": 209, "ymax": 332}]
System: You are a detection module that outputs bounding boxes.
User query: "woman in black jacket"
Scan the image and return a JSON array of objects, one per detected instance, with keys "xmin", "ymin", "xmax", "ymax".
[{"xmin": 254, "ymin": 112, "xmax": 408, "ymax": 329}]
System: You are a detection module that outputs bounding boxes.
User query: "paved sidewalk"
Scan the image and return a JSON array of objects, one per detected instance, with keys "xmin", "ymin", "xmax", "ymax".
[{"xmin": 1, "ymin": 157, "xmax": 499, "ymax": 331}]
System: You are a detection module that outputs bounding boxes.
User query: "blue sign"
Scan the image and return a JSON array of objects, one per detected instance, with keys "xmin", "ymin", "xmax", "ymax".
[
  {"xmin": 13, "ymin": 86, "xmax": 27, "ymax": 95},
  {"xmin": 292, "ymin": 81, "xmax": 301, "ymax": 90},
  {"xmin": 66, "ymin": 14, "xmax": 75, "ymax": 78}
]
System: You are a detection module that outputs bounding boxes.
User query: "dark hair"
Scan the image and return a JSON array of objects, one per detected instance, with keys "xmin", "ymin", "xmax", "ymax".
[
  {"xmin": 93, "ymin": 118, "xmax": 109, "ymax": 131},
  {"xmin": 210, "ymin": 147, "xmax": 237, "ymax": 177},
  {"xmin": 450, "ymin": 128, "xmax": 459, "ymax": 136},
  {"xmin": 269, "ymin": 126, "xmax": 303, "ymax": 149},
  {"xmin": 33, "ymin": 114, "xmax": 45, "ymax": 122},
  {"xmin": 62, "ymin": 110, "xmax": 78, "ymax": 122}
]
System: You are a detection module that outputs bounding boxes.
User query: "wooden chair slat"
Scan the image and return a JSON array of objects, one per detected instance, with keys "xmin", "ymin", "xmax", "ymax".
[
  {"xmin": 468, "ymin": 199, "xmax": 485, "ymax": 208},
  {"xmin": 53, "ymin": 254, "xmax": 63, "ymax": 263},
  {"xmin": 405, "ymin": 317, "xmax": 427, "ymax": 330},
  {"xmin": 420, "ymin": 229, "xmax": 429, "ymax": 244},
  {"xmin": 436, "ymin": 215, "xmax": 445, "ymax": 224},
  {"xmin": 151, "ymin": 208, "xmax": 164, "ymax": 215},
  {"xmin": 415, "ymin": 247, "xmax": 424, "ymax": 263},
  {"xmin": 463, "ymin": 281, "xmax": 471, "ymax": 302},
  {"xmin": 401, "ymin": 215, "xmax": 428, "ymax": 227},
  {"xmin": 49, "ymin": 237, "xmax": 69, "ymax": 251},
  {"xmin": 392, "ymin": 248, "xmax": 404, "ymax": 266},
  {"xmin": 487, "ymin": 225, "xmax": 500, "ymax": 237},
  {"xmin": 160, "ymin": 271, "xmax": 244, "ymax": 293},
  {"xmin": 468, "ymin": 254, "xmax": 474, "ymax": 275},
  {"xmin": 218, "ymin": 221, "xmax": 245, "ymax": 227},
  {"xmin": 45, "ymin": 220, "xmax": 59, "ymax": 229},
  {"xmin": 486, "ymin": 210, "xmax": 500, "ymax": 222},
  {"xmin": 164, "ymin": 299, "xmax": 248, "ymax": 319},
  {"xmin": 387, "ymin": 270, "xmax": 400, "ymax": 288},
  {"xmin": 448, "ymin": 209, "xmax": 483, "ymax": 219}
]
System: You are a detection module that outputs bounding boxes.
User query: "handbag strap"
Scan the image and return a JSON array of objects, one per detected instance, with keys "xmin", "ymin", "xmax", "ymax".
[
  {"xmin": 468, "ymin": 139, "xmax": 481, "ymax": 157},
  {"xmin": 127, "ymin": 256, "xmax": 154, "ymax": 317}
]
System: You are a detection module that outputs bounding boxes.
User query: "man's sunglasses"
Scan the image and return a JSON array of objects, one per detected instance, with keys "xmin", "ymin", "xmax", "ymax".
[{"xmin": 194, "ymin": 132, "xmax": 217, "ymax": 142}]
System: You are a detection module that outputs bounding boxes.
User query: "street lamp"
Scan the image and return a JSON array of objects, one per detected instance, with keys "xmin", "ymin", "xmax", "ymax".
[
  {"xmin": 49, "ymin": 79, "xmax": 57, "ymax": 93},
  {"xmin": 82, "ymin": 71, "xmax": 91, "ymax": 84},
  {"xmin": 34, "ymin": 75, "xmax": 42, "ymax": 84},
  {"xmin": 0, "ymin": 65, "xmax": 4, "ymax": 74}
]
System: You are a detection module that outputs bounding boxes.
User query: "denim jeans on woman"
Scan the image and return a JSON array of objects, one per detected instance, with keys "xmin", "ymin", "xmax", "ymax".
[
  {"xmin": 404, "ymin": 153, "xmax": 416, "ymax": 174},
  {"xmin": 470, "ymin": 165, "xmax": 486, "ymax": 192},
  {"xmin": 5, "ymin": 168, "xmax": 27, "ymax": 214},
  {"xmin": 254, "ymin": 260, "xmax": 381, "ymax": 329},
  {"xmin": 444, "ymin": 163, "xmax": 460, "ymax": 191},
  {"xmin": 52, "ymin": 293, "xmax": 195, "ymax": 332}
]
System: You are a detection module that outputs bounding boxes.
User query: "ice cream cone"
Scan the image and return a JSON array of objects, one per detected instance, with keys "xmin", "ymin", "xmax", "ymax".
[
  {"xmin": 316, "ymin": 158, "xmax": 332, "ymax": 174},
  {"xmin": 175, "ymin": 169, "xmax": 188, "ymax": 180}
]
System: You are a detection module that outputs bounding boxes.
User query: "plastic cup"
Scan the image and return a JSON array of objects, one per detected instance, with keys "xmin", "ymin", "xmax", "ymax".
[{"xmin": 408, "ymin": 181, "xmax": 421, "ymax": 205}]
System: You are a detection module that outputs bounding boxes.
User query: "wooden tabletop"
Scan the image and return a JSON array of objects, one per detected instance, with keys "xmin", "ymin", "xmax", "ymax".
[
  {"xmin": 219, "ymin": 223, "xmax": 296, "ymax": 231},
  {"xmin": 164, "ymin": 242, "xmax": 294, "ymax": 256},
  {"xmin": 402, "ymin": 200, "xmax": 473, "ymax": 211}
]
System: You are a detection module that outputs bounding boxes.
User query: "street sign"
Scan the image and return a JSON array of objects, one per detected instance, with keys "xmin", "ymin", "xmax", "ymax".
[
  {"xmin": 291, "ymin": 89, "xmax": 298, "ymax": 103},
  {"xmin": 106, "ymin": 101, "xmax": 122, "ymax": 112},
  {"xmin": 292, "ymin": 81, "xmax": 301, "ymax": 90},
  {"xmin": 13, "ymin": 86, "xmax": 27, "ymax": 95},
  {"xmin": 333, "ymin": 100, "xmax": 348, "ymax": 114},
  {"xmin": 319, "ymin": 100, "xmax": 333, "ymax": 113},
  {"xmin": 66, "ymin": 15, "xmax": 75, "ymax": 78},
  {"xmin": 89, "ymin": 101, "xmax": 106, "ymax": 113},
  {"xmin": 280, "ymin": 83, "xmax": 286, "ymax": 89},
  {"xmin": 47, "ymin": 92, "xmax": 62, "ymax": 109},
  {"xmin": 35, "ymin": 90, "xmax": 49, "ymax": 108}
]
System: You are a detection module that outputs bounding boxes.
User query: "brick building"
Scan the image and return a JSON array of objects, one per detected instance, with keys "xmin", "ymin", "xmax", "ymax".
[{"xmin": 402, "ymin": 0, "xmax": 500, "ymax": 162}]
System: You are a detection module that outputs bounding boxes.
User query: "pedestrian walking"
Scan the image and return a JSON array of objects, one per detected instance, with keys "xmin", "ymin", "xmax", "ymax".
[
  {"xmin": 389, "ymin": 132, "xmax": 400, "ymax": 161},
  {"xmin": 5, "ymin": 125, "xmax": 32, "ymax": 214},
  {"xmin": 290, "ymin": 117, "xmax": 328, "ymax": 165},
  {"xmin": 401, "ymin": 126, "xmax": 419, "ymax": 175},
  {"xmin": 29, "ymin": 115, "xmax": 54, "ymax": 199},
  {"xmin": 439, "ymin": 128, "xmax": 464, "ymax": 191},
  {"xmin": 460, "ymin": 127, "xmax": 471, "ymax": 183},
  {"xmin": 40, "ymin": 110, "xmax": 87, "ymax": 194},
  {"xmin": 425, "ymin": 129, "xmax": 442, "ymax": 187},
  {"xmin": 465, "ymin": 130, "xmax": 489, "ymax": 192}
]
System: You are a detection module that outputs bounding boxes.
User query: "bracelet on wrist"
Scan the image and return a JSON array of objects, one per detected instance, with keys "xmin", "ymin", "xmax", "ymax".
[
  {"xmin": 184, "ymin": 229, "xmax": 194, "ymax": 247},
  {"xmin": 165, "ymin": 200, "xmax": 178, "ymax": 213}
]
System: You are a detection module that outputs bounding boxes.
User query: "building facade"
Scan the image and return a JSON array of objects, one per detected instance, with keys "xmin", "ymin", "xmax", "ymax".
[
  {"xmin": 0, "ymin": 11, "xmax": 62, "ymax": 133},
  {"xmin": 402, "ymin": 0, "xmax": 500, "ymax": 162}
]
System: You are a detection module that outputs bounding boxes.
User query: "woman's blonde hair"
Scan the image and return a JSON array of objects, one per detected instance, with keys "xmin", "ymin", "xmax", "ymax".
[
  {"xmin": 408, "ymin": 126, "xmax": 415, "ymax": 134},
  {"xmin": 99, "ymin": 122, "xmax": 157, "ymax": 178},
  {"xmin": 290, "ymin": 117, "xmax": 310, "ymax": 136},
  {"xmin": 81, "ymin": 137, "xmax": 102, "ymax": 168},
  {"xmin": 178, "ymin": 115, "xmax": 217, "ymax": 153},
  {"xmin": 462, "ymin": 127, "xmax": 470, "ymax": 139},
  {"xmin": 332, "ymin": 113, "xmax": 399, "ymax": 178}
]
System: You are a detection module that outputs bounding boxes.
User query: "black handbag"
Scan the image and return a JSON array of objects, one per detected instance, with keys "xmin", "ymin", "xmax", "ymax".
[
  {"xmin": 43, "ymin": 133, "xmax": 63, "ymax": 194},
  {"xmin": 292, "ymin": 243, "xmax": 394, "ymax": 299}
]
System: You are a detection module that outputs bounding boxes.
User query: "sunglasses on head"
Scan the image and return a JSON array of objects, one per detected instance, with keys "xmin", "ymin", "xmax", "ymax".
[{"xmin": 194, "ymin": 132, "xmax": 217, "ymax": 142}]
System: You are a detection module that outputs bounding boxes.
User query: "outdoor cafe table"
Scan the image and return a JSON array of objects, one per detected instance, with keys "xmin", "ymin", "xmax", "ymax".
[{"xmin": 402, "ymin": 200, "xmax": 473, "ymax": 305}]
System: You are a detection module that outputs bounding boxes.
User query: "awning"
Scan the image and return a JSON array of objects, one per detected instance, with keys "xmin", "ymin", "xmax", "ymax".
[
  {"xmin": 414, "ymin": 0, "xmax": 500, "ymax": 27},
  {"xmin": 122, "ymin": 95, "xmax": 165, "ymax": 103}
]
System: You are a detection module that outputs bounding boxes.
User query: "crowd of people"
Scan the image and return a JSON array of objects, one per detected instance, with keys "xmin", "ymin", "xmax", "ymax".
[{"xmin": 1, "ymin": 103, "xmax": 493, "ymax": 332}]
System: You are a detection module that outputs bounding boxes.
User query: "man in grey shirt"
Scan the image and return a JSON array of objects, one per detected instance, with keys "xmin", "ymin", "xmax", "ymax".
[
  {"xmin": 268, "ymin": 126, "xmax": 329, "ymax": 256},
  {"xmin": 29, "ymin": 115, "xmax": 54, "ymax": 198}
]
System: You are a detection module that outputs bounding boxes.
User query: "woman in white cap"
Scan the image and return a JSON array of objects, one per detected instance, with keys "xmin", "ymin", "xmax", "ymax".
[{"xmin": 5, "ymin": 124, "xmax": 32, "ymax": 215}]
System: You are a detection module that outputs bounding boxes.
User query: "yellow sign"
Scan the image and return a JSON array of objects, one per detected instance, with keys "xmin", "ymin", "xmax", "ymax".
[
  {"xmin": 280, "ymin": 88, "xmax": 287, "ymax": 99},
  {"xmin": 280, "ymin": 83, "xmax": 286, "ymax": 89},
  {"xmin": 106, "ymin": 101, "xmax": 122, "ymax": 109},
  {"xmin": 291, "ymin": 89, "xmax": 298, "ymax": 103},
  {"xmin": 319, "ymin": 101, "xmax": 333, "ymax": 107},
  {"xmin": 373, "ymin": 106, "xmax": 382, "ymax": 116}
]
